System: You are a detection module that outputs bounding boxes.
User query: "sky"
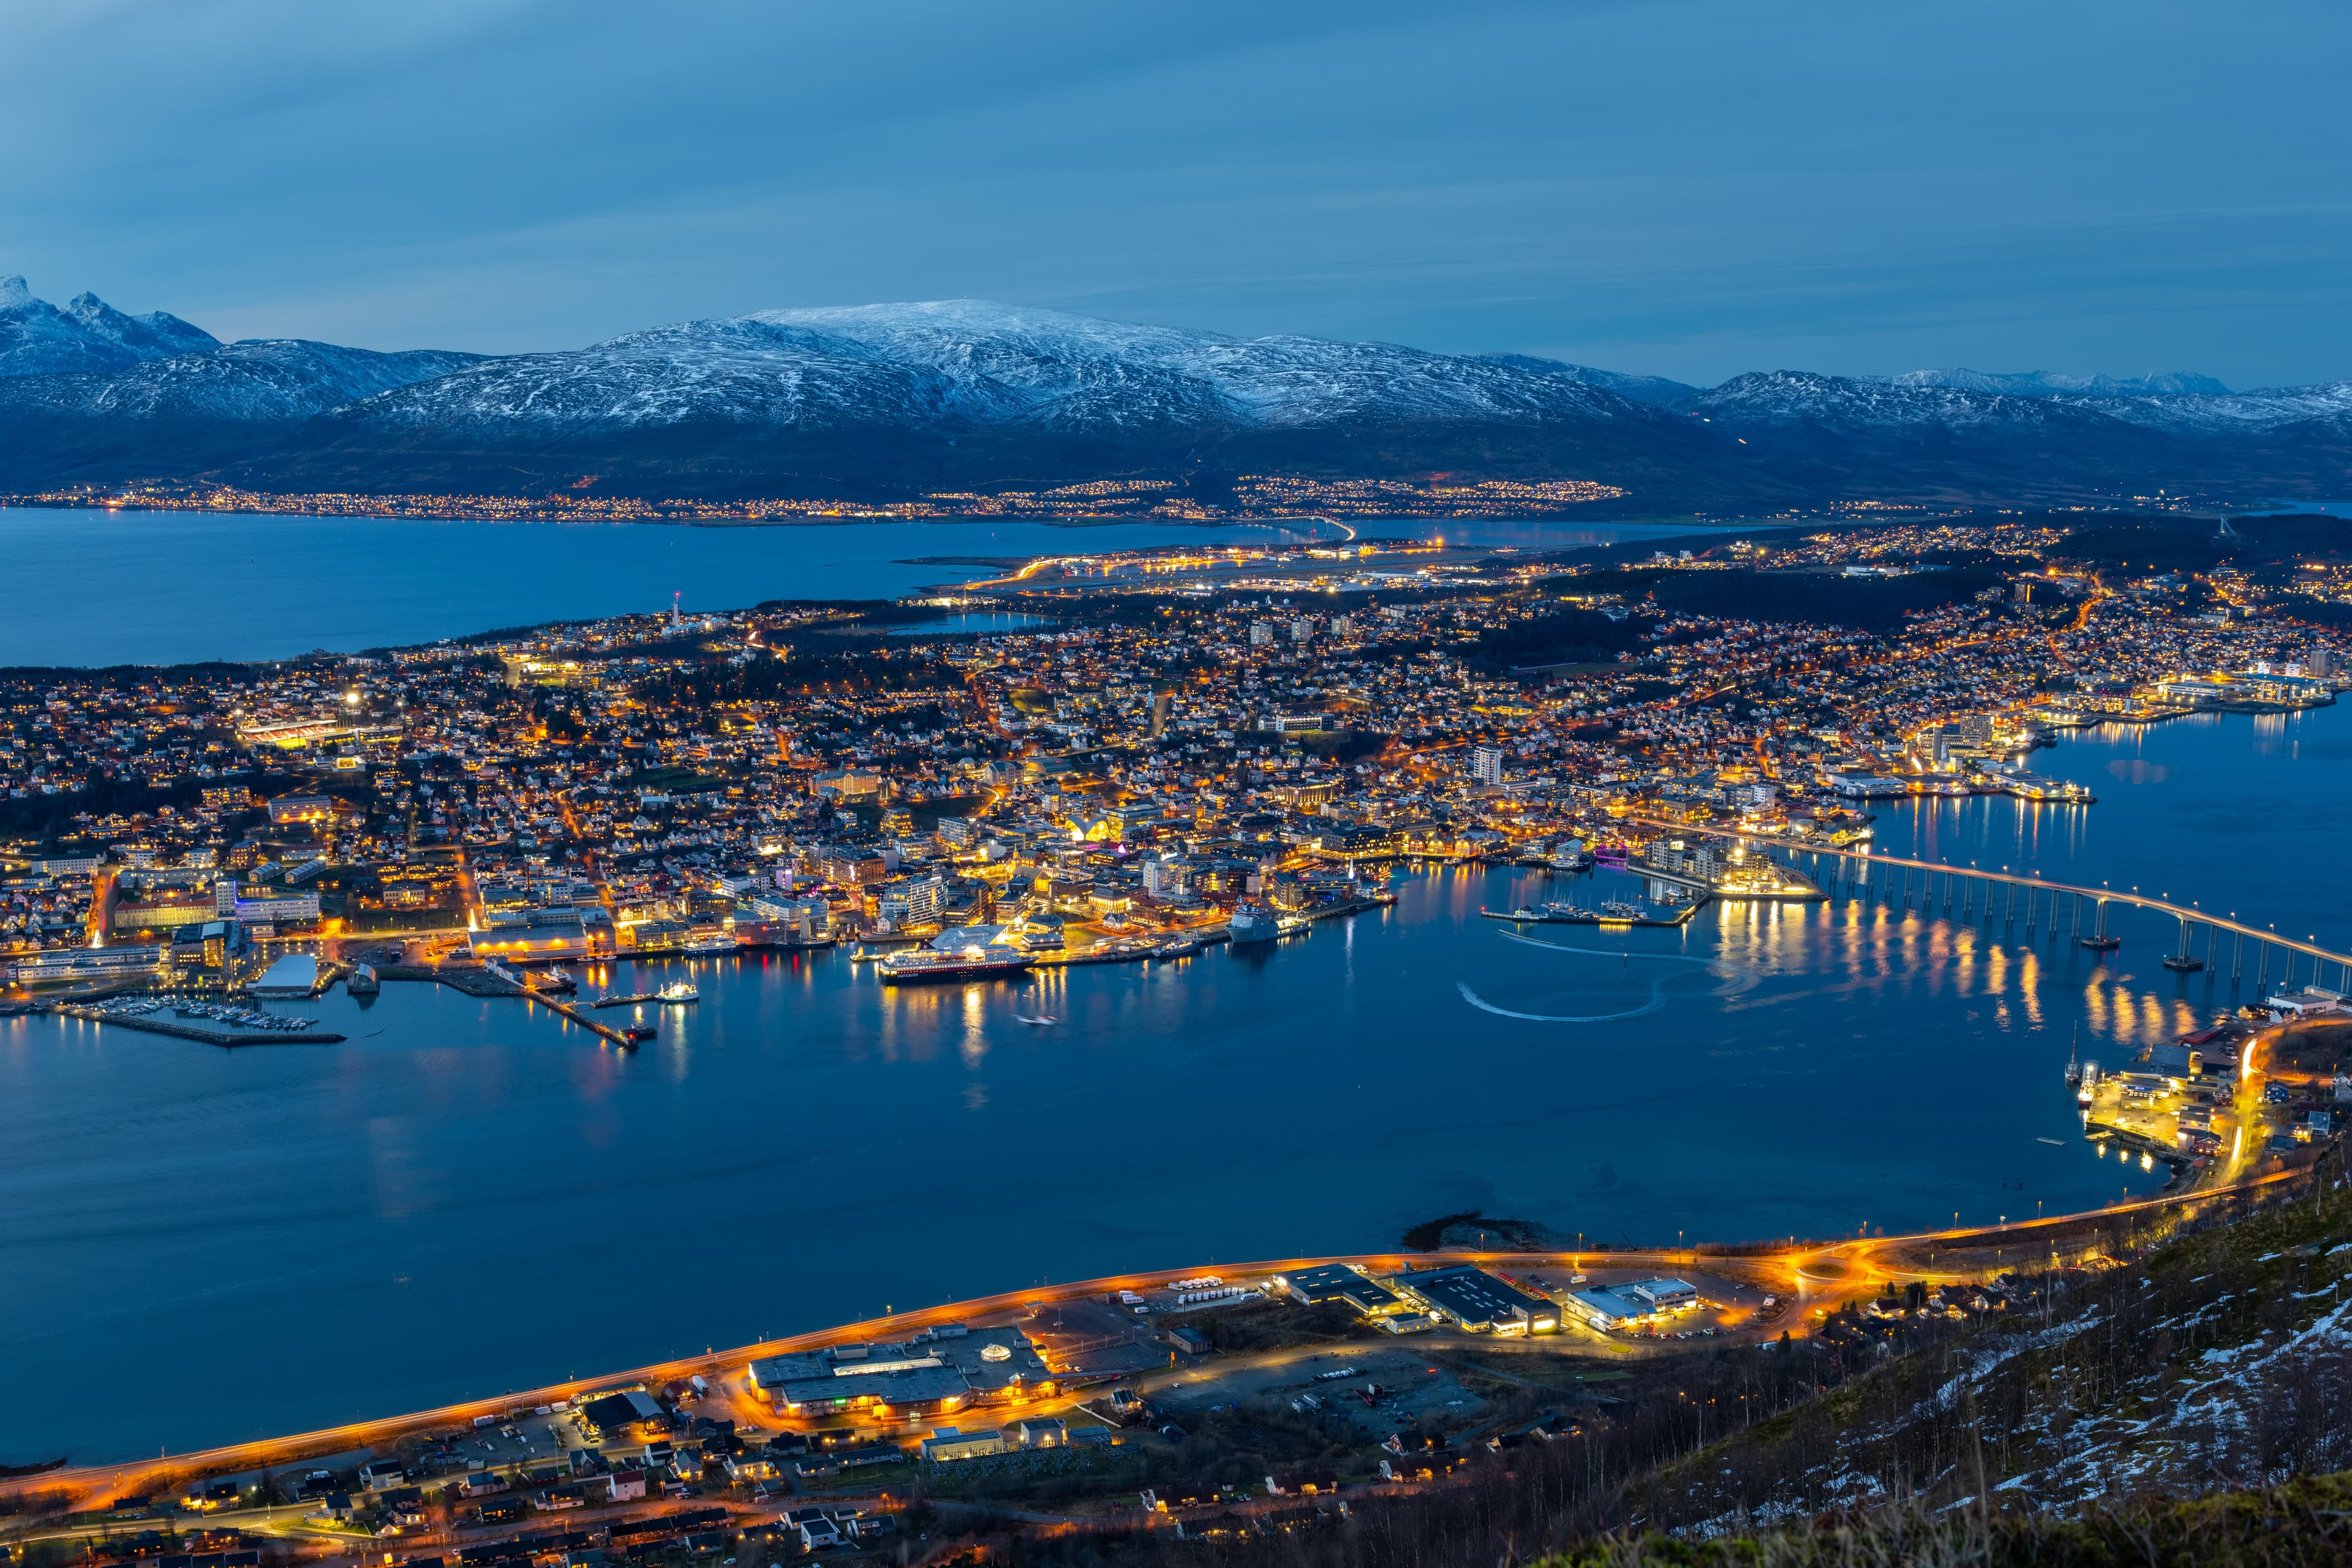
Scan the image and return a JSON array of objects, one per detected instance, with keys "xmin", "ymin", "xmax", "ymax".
[{"xmin": 5, "ymin": 0, "xmax": 2348, "ymax": 388}]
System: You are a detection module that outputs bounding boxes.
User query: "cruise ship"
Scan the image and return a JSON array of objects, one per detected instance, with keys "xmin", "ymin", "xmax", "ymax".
[{"xmin": 876, "ymin": 948, "xmax": 1036, "ymax": 984}]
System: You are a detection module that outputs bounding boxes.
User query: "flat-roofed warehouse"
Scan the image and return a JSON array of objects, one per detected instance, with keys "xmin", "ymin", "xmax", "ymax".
[
  {"xmin": 1273, "ymin": 1264, "xmax": 1406, "ymax": 1316},
  {"xmin": 748, "ymin": 1324, "xmax": 1056, "ymax": 1417},
  {"xmin": 1392, "ymin": 1265, "xmax": 1559, "ymax": 1333}
]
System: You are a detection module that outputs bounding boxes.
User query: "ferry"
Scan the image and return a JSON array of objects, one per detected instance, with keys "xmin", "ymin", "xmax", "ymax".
[
  {"xmin": 657, "ymin": 981, "xmax": 700, "ymax": 1005},
  {"xmin": 1228, "ymin": 899, "xmax": 1279, "ymax": 946},
  {"xmin": 876, "ymin": 949, "xmax": 1036, "ymax": 984},
  {"xmin": 682, "ymin": 935, "xmax": 739, "ymax": 956}
]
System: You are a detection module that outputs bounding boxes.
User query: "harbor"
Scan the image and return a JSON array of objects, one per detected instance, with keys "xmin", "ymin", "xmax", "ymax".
[{"xmin": 46, "ymin": 996, "xmax": 345, "ymax": 1047}]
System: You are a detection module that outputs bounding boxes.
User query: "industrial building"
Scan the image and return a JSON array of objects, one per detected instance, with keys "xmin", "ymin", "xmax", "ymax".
[
  {"xmin": 1273, "ymin": 1263, "xmax": 1406, "ymax": 1317},
  {"xmin": 1392, "ymin": 1265, "xmax": 1559, "ymax": 1334},
  {"xmin": 1564, "ymin": 1278, "xmax": 1701, "ymax": 1330},
  {"xmin": 748, "ymin": 1324, "xmax": 1055, "ymax": 1418}
]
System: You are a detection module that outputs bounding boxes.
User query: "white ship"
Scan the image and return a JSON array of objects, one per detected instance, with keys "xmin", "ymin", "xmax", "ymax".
[
  {"xmin": 1228, "ymin": 899, "xmax": 1278, "ymax": 945},
  {"xmin": 657, "ymin": 981, "xmax": 700, "ymax": 1005}
]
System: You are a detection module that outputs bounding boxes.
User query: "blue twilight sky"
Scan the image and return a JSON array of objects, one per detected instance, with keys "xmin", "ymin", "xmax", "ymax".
[{"xmin": 4, "ymin": 0, "xmax": 2347, "ymax": 388}]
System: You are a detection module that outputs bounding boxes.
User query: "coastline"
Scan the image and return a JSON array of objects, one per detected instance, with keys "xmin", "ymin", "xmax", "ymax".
[{"xmin": 1, "ymin": 1156, "xmax": 2315, "ymax": 1494}]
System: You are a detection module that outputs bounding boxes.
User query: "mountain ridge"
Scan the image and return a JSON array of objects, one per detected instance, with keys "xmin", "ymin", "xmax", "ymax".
[{"xmin": 2, "ymin": 279, "xmax": 2349, "ymax": 510}]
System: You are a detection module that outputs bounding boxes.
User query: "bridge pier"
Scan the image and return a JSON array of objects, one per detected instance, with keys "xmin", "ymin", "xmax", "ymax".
[
  {"xmin": 2026, "ymin": 887, "xmax": 2038, "ymax": 933},
  {"xmin": 2164, "ymin": 917, "xmax": 2204, "ymax": 974},
  {"xmin": 2233, "ymin": 930, "xmax": 2244, "ymax": 981},
  {"xmin": 1942, "ymin": 872, "xmax": 1953, "ymax": 913}
]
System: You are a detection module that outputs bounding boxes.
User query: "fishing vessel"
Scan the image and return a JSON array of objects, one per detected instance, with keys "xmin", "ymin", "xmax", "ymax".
[{"xmin": 657, "ymin": 981, "xmax": 699, "ymax": 1005}]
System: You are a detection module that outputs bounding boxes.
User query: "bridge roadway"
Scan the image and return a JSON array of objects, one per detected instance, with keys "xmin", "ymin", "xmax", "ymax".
[
  {"xmin": 1611, "ymin": 810, "xmax": 2352, "ymax": 982},
  {"xmin": 2, "ymin": 1159, "xmax": 2317, "ymax": 1513}
]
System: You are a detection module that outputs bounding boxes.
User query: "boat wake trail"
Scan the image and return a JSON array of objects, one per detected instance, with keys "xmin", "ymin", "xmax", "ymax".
[{"xmin": 1458, "ymin": 936, "xmax": 1755, "ymax": 1022}]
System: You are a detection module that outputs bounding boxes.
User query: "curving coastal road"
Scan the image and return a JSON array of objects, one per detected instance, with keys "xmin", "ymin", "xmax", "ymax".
[{"xmin": 4, "ymin": 1156, "xmax": 2319, "ymax": 1515}]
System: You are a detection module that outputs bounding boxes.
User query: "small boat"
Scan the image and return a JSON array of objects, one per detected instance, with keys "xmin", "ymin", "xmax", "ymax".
[
  {"xmin": 622, "ymin": 1025, "xmax": 657, "ymax": 1044},
  {"xmin": 1015, "ymin": 1014, "xmax": 1058, "ymax": 1027},
  {"xmin": 657, "ymin": 982, "xmax": 699, "ymax": 1005}
]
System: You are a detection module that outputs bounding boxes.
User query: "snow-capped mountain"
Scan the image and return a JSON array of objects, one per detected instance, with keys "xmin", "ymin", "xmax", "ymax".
[
  {"xmin": 0, "ymin": 339, "xmax": 483, "ymax": 423},
  {"xmin": 1477, "ymin": 353, "xmax": 1699, "ymax": 408},
  {"xmin": 0, "ymin": 276, "xmax": 217, "ymax": 378},
  {"xmin": 2, "ymin": 285, "xmax": 2350, "ymax": 508},
  {"xmin": 1893, "ymin": 367, "xmax": 2231, "ymax": 399},
  {"xmin": 1686, "ymin": 371, "xmax": 2132, "ymax": 434},
  {"xmin": 1689, "ymin": 368, "xmax": 2352, "ymax": 442},
  {"xmin": 333, "ymin": 300, "xmax": 1672, "ymax": 439}
]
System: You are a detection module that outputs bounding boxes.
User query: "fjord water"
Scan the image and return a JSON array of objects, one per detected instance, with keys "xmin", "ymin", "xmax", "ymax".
[
  {"xmin": 3, "ymin": 704, "xmax": 2344, "ymax": 1463},
  {"xmin": 0, "ymin": 508, "xmax": 1697, "ymax": 666}
]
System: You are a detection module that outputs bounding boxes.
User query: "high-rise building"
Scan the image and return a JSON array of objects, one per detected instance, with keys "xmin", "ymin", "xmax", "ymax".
[
  {"xmin": 1291, "ymin": 617, "xmax": 1314, "ymax": 644},
  {"xmin": 1249, "ymin": 621, "xmax": 1275, "ymax": 647},
  {"xmin": 1472, "ymin": 745, "xmax": 1504, "ymax": 785}
]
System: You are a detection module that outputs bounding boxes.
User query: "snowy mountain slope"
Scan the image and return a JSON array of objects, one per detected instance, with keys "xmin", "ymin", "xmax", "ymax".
[
  {"xmin": 0, "ymin": 339, "xmax": 484, "ymax": 423},
  {"xmin": 1686, "ymin": 370, "xmax": 2139, "ymax": 434},
  {"xmin": 0, "ymin": 276, "xmax": 217, "ymax": 378},
  {"xmin": 1477, "ymin": 353, "xmax": 1699, "ymax": 407},
  {"xmin": 1893, "ymin": 366, "xmax": 2231, "ymax": 398},
  {"xmin": 5, "ymin": 288, "xmax": 2351, "ymax": 506},
  {"xmin": 1887, "ymin": 365, "xmax": 2352, "ymax": 436},
  {"xmin": 333, "ymin": 300, "xmax": 1673, "ymax": 439}
]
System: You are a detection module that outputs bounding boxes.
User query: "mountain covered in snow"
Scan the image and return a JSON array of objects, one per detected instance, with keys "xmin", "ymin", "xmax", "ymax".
[
  {"xmin": 3, "ymin": 284, "xmax": 2351, "ymax": 508},
  {"xmin": 0, "ymin": 276, "xmax": 218, "ymax": 378},
  {"xmin": 1891, "ymin": 366, "xmax": 2233, "ymax": 399}
]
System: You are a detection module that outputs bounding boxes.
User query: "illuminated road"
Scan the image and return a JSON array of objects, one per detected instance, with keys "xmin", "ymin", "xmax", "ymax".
[{"xmin": 6, "ymin": 1156, "xmax": 2323, "ymax": 1515}]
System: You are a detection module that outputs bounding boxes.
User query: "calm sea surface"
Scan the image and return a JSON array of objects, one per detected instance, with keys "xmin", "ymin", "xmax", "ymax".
[
  {"xmin": 2, "ymin": 703, "xmax": 2344, "ymax": 1461},
  {"xmin": 0, "ymin": 508, "xmax": 1696, "ymax": 667}
]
